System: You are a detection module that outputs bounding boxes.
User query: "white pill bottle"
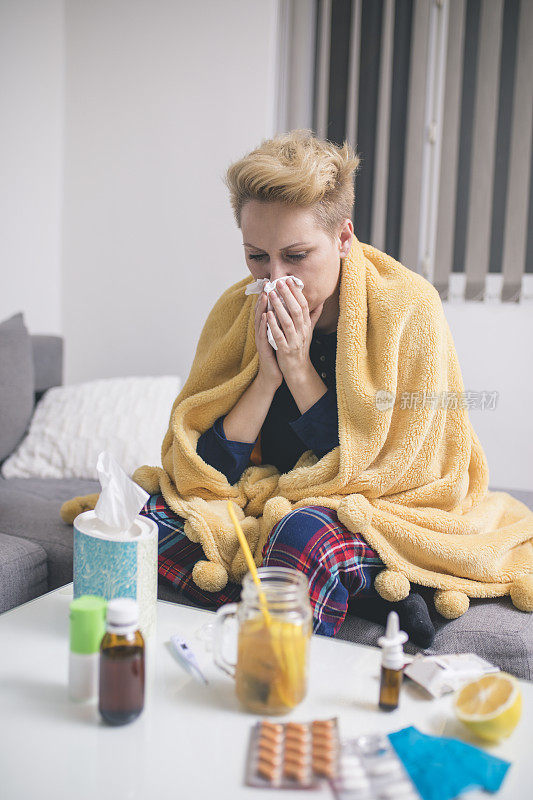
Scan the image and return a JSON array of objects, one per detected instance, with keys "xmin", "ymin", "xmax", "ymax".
[{"xmin": 68, "ymin": 595, "xmax": 107, "ymax": 702}]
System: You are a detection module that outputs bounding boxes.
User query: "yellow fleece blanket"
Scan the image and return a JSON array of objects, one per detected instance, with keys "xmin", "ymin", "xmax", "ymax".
[{"xmin": 63, "ymin": 236, "xmax": 533, "ymax": 615}]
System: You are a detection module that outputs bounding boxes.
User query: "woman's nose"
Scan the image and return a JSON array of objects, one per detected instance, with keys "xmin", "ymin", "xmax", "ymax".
[{"xmin": 268, "ymin": 263, "xmax": 290, "ymax": 282}]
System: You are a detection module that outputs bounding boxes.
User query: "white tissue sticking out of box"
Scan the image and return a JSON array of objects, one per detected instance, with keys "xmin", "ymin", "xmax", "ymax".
[
  {"xmin": 94, "ymin": 450, "xmax": 150, "ymax": 534},
  {"xmin": 245, "ymin": 275, "xmax": 304, "ymax": 350}
]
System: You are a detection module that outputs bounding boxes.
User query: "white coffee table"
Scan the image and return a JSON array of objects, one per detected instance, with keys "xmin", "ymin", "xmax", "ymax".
[{"xmin": 0, "ymin": 583, "xmax": 531, "ymax": 799}]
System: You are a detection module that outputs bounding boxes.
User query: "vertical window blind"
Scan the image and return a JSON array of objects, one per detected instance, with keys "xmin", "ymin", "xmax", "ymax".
[{"xmin": 279, "ymin": 0, "xmax": 533, "ymax": 302}]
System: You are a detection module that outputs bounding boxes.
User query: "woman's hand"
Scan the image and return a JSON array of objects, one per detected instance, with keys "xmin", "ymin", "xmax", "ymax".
[
  {"xmin": 255, "ymin": 291, "xmax": 283, "ymax": 390},
  {"xmin": 267, "ymin": 278, "xmax": 324, "ymax": 380}
]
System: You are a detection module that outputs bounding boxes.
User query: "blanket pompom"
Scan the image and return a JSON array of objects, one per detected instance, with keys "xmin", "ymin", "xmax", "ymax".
[
  {"xmin": 192, "ymin": 560, "xmax": 228, "ymax": 592},
  {"xmin": 60, "ymin": 493, "xmax": 100, "ymax": 524},
  {"xmin": 510, "ymin": 574, "xmax": 533, "ymax": 612},
  {"xmin": 434, "ymin": 589, "xmax": 470, "ymax": 619},
  {"xmin": 184, "ymin": 520, "xmax": 200, "ymax": 543},
  {"xmin": 374, "ymin": 569, "xmax": 410, "ymax": 601},
  {"xmin": 337, "ymin": 494, "xmax": 372, "ymax": 535},
  {"xmin": 251, "ymin": 496, "xmax": 294, "ymax": 566},
  {"xmin": 132, "ymin": 465, "xmax": 163, "ymax": 495}
]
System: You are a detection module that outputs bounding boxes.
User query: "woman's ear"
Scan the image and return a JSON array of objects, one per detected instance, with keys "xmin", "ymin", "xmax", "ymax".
[{"xmin": 338, "ymin": 218, "xmax": 354, "ymax": 257}]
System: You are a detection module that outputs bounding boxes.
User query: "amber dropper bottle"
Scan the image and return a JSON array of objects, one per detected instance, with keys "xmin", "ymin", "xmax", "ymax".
[
  {"xmin": 377, "ymin": 611, "xmax": 408, "ymax": 711},
  {"xmin": 98, "ymin": 598, "xmax": 145, "ymax": 726}
]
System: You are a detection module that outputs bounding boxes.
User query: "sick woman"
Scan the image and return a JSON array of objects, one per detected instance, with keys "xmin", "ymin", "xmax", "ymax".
[{"xmin": 140, "ymin": 129, "xmax": 436, "ymax": 647}]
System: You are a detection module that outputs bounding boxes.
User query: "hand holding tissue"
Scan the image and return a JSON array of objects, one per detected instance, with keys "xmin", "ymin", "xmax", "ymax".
[
  {"xmin": 245, "ymin": 275, "xmax": 304, "ymax": 349},
  {"xmin": 73, "ymin": 451, "xmax": 158, "ymax": 639}
]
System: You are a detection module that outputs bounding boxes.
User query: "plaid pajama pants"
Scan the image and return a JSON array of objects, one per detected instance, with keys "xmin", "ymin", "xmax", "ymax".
[{"xmin": 140, "ymin": 493, "xmax": 385, "ymax": 637}]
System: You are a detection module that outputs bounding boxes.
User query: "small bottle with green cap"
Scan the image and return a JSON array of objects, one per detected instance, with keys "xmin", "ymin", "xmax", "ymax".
[{"xmin": 69, "ymin": 595, "xmax": 107, "ymax": 702}]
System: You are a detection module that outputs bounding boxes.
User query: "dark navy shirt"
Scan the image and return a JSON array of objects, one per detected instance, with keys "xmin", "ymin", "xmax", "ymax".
[{"xmin": 196, "ymin": 327, "xmax": 338, "ymax": 484}]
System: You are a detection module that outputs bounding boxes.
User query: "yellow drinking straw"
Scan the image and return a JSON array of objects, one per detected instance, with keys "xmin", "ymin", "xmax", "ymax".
[
  {"xmin": 226, "ymin": 499, "xmax": 300, "ymax": 710},
  {"xmin": 226, "ymin": 500, "xmax": 272, "ymax": 629}
]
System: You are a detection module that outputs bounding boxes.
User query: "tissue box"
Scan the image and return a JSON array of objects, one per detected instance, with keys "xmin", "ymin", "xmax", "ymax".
[{"xmin": 73, "ymin": 510, "xmax": 158, "ymax": 640}]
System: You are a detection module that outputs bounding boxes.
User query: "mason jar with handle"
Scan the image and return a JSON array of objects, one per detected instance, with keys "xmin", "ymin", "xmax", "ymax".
[{"xmin": 213, "ymin": 566, "xmax": 313, "ymax": 715}]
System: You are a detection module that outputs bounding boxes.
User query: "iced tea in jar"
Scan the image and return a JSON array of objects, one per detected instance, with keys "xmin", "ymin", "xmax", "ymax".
[{"xmin": 213, "ymin": 567, "xmax": 312, "ymax": 714}]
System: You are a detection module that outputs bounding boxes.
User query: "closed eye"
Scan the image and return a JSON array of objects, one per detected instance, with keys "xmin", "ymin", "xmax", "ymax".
[{"xmin": 248, "ymin": 253, "xmax": 307, "ymax": 261}]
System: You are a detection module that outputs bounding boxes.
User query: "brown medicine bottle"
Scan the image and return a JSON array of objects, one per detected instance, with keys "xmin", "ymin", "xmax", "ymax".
[
  {"xmin": 377, "ymin": 611, "xmax": 408, "ymax": 711},
  {"xmin": 98, "ymin": 598, "xmax": 145, "ymax": 725}
]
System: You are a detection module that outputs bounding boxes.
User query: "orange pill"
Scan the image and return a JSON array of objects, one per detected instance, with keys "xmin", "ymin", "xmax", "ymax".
[
  {"xmin": 258, "ymin": 739, "xmax": 281, "ymax": 757},
  {"xmin": 256, "ymin": 758, "xmax": 278, "ymax": 782},
  {"xmin": 257, "ymin": 748, "xmax": 281, "ymax": 768},
  {"xmin": 284, "ymin": 741, "xmax": 308, "ymax": 758},
  {"xmin": 312, "ymin": 718, "xmax": 335, "ymax": 730},
  {"xmin": 261, "ymin": 720, "xmax": 283, "ymax": 733},
  {"xmin": 285, "ymin": 736, "xmax": 307, "ymax": 750},
  {"xmin": 284, "ymin": 752, "xmax": 305, "ymax": 765},
  {"xmin": 312, "ymin": 746, "xmax": 334, "ymax": 759},
  {"xmin": 285, "ymin": 729, "xmax": 307, "ymax": 742},
  {"xmin": 312, "ymin": 729, "xmax": 334, "ymax": 740},
  {"xmin": 312, "ymin": 738, "xmax": 333, "ymax": 751},
  {"xmin": 261, "ymin": 722, "xmax": 282, "ymax": 738},
  {"xmin": 260, "ymin": 729, "xmax": 282, "ymax": 746},
  {"xmin": 314, "ymin": 741, "xmax": 332, "ymax": 749},
  {"xmin": 313, "ymin": 742, "xmax": 335, "ymax": 754},
  {"xmin": 312, "ymin": 749, "xmax": 335, "ymax": 763},
  {"xmin": 312, "ymin": 736, "xmax": 334, "ymax": 749},
  {"xmin": 285, "ymin": 737, "xmax": 307, "ymax": 752},
  {"xmin": 312, "ymin": 727, "xmax": 333, "ymax": 739},
  {"xmin": 283, "ymin": 761, "xmax": 308, "ymax": 783},
  {"xmin": 313, "ymin": 762, "xmax": 335, "ymax": 777},
  {"xmin": 286, "ymin": 722, "xmax": 308, "ymax": 734}
]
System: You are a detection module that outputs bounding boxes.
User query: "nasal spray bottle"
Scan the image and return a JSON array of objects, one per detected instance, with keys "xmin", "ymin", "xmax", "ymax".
[{"xmin": 377, "ymin": 611, "xmax": 408, "ymax": 711}]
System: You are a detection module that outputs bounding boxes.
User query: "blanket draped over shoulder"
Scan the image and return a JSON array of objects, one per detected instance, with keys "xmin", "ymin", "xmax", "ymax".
[{"xmin": 61, "ymin": 236, "xmax": 533, "ymax": 618}]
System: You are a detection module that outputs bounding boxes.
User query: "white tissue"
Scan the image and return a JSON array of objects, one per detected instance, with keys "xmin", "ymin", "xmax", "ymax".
[
  {"xmin": 245, "ymin": 275, "xmax": 304, "ymax": 350},
  {"xmin": 94, "ymin": 450, "xmax": 150, "ymax": 533}
]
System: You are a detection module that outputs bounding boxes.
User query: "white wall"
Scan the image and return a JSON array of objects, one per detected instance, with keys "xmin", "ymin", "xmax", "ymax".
[
  {"xmin": 1, "ymin": 0, "xmax": 531, "ymax": 491},
  {"xmin": 442, "ymin": 303, "xmax": 533, "ymax": 492},
  {"xmin": 62, "ymin": 0, "xmax": 280, "ymax": 384},
  {"xmin": 0, "ymin": 0, "xmax": 64, "ymax": 334}
]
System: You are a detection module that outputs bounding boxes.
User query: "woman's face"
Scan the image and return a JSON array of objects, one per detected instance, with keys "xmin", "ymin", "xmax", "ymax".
[{"xmin": 241, "ymin": 200, "xmax": 353, "ymax": 327}]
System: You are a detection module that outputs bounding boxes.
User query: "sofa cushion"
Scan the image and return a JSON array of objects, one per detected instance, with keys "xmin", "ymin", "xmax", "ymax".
[
  {"xmin": 0, "ymin": 533, "xmax": 47, "ymax": 614},
  {"xmin": 1, "ymin": 375, "xmax": 181, "ymax": 480},
  {"xmin": 31, "ymin": 335, "xmax": 63, "ymax": 398},
  {"xmin": 0, "ymin": 477, "xmax": 99, "ymax": 590},
  {"xmin": 0, "ymin": 313, "xmax": 35, "ymax": 463}
]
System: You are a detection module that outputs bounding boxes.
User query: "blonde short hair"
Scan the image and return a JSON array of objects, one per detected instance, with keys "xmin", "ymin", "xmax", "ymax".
[{"xmin": 223, "ymin": 129, "xmax": 361, "ymax": 239}]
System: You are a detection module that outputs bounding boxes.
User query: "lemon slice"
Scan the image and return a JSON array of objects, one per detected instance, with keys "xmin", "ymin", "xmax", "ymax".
[{"xmin": 453, "ymin": 672, "xmax": 522, "ymax": 742}]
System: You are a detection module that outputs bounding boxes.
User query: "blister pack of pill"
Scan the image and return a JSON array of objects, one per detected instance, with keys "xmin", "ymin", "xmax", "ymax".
[
  {"xmin": 331, "ymin": 733, "xmax": 421, "ymax": 800},
  {"xmin": 244, "ymin": 718, "xmax": 339, "ymax": 789}
]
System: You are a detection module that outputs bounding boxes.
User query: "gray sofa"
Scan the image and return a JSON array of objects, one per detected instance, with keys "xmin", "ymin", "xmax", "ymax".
[{"xmin": 1, "ymin": 324, "xmax": 532, "ymax": 679}]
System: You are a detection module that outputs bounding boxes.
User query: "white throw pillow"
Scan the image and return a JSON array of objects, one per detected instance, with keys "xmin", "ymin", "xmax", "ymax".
[{"xmin": 1, "ymin": 375, "xmax": 181, "ymax": 480}]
